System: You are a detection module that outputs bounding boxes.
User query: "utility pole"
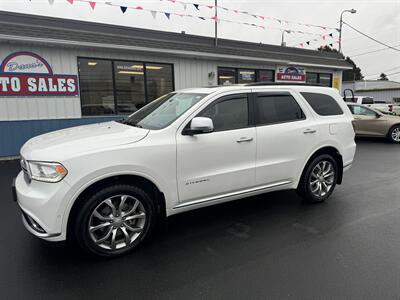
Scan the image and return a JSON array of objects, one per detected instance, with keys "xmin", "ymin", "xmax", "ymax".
[
  {"xmin": 214, "ymin": 0, "xmax": 218, "ymax": 47},
  {"xmin": 339, "ymin": 9, "xmax": 357, "ymax": 53}
]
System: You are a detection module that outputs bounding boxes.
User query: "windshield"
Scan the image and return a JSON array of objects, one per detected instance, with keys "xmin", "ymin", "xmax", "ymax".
[{"xmin": 120, "ymin": 93, "xmax": 206, "ymax": 130}]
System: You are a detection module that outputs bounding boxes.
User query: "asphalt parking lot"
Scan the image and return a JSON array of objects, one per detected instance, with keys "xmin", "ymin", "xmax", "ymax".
[{"xmin": 1, "ymin": 139, "xmax": 400, "ymax": 300}]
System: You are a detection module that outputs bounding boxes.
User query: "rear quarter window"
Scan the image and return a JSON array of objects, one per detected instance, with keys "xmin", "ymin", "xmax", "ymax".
[{"xmin": 301, "ymin": 92, "xmax": 344, "ymax": 116}]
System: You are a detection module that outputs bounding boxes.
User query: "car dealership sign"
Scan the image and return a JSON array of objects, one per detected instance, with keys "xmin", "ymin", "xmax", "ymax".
[
  {"xmin": 276, "ymin": 66, "xmax": 306, "ymax": 83},
  {"xmin": 0, "ymin": 52, "xmax": 79, "ymax": 96}
]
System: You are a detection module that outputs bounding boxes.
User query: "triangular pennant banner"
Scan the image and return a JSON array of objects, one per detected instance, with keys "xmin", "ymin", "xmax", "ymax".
[
  {"xmin": 89, "ymin": 2, "xmax": 96, "ymax": 10},
  {"xmin": 207, "ymin": 5, "xmax": 214, "ymax": 9},
  {"xmin": 259, "ymin": 16, "xmax": 265, "ymax": 20},
  {"xmin": 198, "ymin": 16, "xmax": 205, "ymax": 20},
  {"xmin": 329, "ymin": 33, "xmax": 333, "ymax": 37},
  {"xmin": 135, "ymin": 6, "xmax": 143, "ymax": 10},
  {"xmin": 165, "ymin": 12, "xmax": 171, "ymax": 19},
  {"xmin": 306, "ymin": 41, "xmax": 310, "ymax": 45},
  {"xmin": 300, "ymin": 43, "xmax": 304, "ymax": 48},
  {"xmin": 252, "ymin": 14, "xmax": 258, "ymax": 18},
  {"xmin": 120, "ymin": 6, "xmax": 127, "ymax": 13},
  {"xmin": 66, "ymin": 0, "xmax": 74, "ymax": 4},
  {"xmin": 150, "ymin": 10, "xmax": 157, "ymax": 19},
  {"xmin": 48, "ymin": 0, "xmax": 55, "ymax": 5},
  {"xmin": 193, "ymin": 4, "xmax": 199, "ymax": 10},
  {"xmin": 329, "ymin": 43, "xmax": 333, "ymax": 47},
  {"xmin": 211, "ymin": 15, "xmax": 217, "ymax": 20}
]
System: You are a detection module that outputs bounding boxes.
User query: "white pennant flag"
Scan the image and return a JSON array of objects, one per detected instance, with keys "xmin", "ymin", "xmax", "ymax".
[
  {"xmin": 48, "ymin": 0, "xmax": 55, "ymax": 4},
  {"xmin": 150, "ymin": 10, "xmax": 157, "ymax": 19}
]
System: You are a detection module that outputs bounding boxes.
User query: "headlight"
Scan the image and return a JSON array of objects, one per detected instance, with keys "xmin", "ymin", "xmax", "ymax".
[{"xmin": 27, "ymin": 161, "xmax": 68, "ymax": 183}]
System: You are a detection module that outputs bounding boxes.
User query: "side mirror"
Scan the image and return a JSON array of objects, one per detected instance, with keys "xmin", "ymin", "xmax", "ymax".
[
  {"xmin": 183, "ymin": 117, "xmax": 214, "ymax": 136},
  {"xmin": 343, "ymin": 89, "xmax": 355, "ymax": 102}
]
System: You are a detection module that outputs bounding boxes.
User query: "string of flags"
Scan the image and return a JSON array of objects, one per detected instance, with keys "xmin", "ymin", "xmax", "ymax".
[
  {"xmin": 43, "ymin": 0, "xmax": 340, "ymax": 49},
  {"xmin": 294, "ymin": 32, "xmax": 339, "ymax": 48},
  {"xmin": 153, "ymin": 0, "xmax": 338, "ymax": 32}
]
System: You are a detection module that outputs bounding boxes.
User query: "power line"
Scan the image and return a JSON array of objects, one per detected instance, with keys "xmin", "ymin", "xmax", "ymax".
[
  {"xmin": 343, "ymin": 21, "xmax": 400, "ymax": 53},
  {"xmin": 350, "ymin": 43, "xmax": 400, "ymax": 58}
]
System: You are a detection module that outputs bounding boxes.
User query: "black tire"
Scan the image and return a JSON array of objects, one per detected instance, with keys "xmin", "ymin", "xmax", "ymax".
[
  {"xmin": 297, "ymin": 154, "xmax": 338, "ymax": 203},
  {"xmin": 73, "ymin": 184, "xmax": 156, "ymax": 258},
  {"xmin": 387, "ymin": 125, "xmax": 400, "ymax": 143}
]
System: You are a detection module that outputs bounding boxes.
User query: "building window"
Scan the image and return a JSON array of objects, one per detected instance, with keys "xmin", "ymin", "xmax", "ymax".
[
  {"xmin": 145, "ymin": 63, "xmax": 174, "ymax": 102},
  {"xmin": 238, "ymin": 69, "xmax": 256, "ymax": 83},
  {"xmin": 218, "ymin": 67, "xmax": 274, "ymax": 85},
  {"xmin": 114, "ymin": 61, "xmax": 146, "ymax": 114},
  {"xmin": 78, "ymin": 58, "xmax": 174, "ymax": 116},
  {"xmin": 218, "ymin": 68, "xmax": 236, "ymax": 85},
  {"xmin": 257, "ymin": 70, "xmax": 274, "ymax": 82},
  {"xmin": 306, "ymin": 72, "xmax": 332, "ymax": 87},
  {"xmin": 78, "ymin": 59, "xmax": 116, "ymax": 116}
]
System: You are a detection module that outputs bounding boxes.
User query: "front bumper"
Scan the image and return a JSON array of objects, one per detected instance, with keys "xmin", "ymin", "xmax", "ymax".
[{"xmin": 14, "ymin": 171, "xmax": 70, "ymax": 242}]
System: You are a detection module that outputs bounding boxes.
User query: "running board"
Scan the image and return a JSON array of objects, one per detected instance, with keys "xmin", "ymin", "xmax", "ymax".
[{"xmin": 173, "ymin": 180, "xmax": 293, "ymax": 209}]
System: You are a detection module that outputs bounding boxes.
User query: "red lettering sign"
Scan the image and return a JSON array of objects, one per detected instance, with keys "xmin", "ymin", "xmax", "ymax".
[{"xmin": 0, "ymin": 52, "xmax": 79, "ymax": 97}]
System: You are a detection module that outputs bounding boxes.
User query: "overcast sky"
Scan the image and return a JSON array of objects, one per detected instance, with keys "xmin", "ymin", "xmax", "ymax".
[{"xmin": 1, "ymin": 0, "xmax": 400, "ymax": 80}]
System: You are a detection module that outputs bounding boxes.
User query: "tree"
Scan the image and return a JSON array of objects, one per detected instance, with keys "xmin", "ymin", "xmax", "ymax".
[
  {"xmin": 318, "ymin": 46, "xmax": 364, "ymax": 81},
  {"xmin": 378, "ymin": 73, "xmax": 389, "ymax": 81}
]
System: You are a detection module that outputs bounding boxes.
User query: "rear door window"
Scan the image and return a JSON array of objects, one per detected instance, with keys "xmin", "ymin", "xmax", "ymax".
[
  {"xmin": 255, "ymin": 93, "xmax": 305, "ymax": 126},
  {"xmin": 301, "ymin": 92, "xmax": 343, "ymax": 116}
]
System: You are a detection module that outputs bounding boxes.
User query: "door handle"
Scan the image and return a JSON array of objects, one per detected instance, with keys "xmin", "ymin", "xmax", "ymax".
[
  {"xmin": 236, "ymin": 137, "xmax": 253, "ymax": 143},
  {"xmin": 303, "ymin": 129, "xmax": 317, "ymax": 134}
]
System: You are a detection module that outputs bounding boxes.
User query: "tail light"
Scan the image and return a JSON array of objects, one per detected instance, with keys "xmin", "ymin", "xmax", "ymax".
[{"xmin": 388, "ymin": 104, "xmax": 393, "ymax": 112}]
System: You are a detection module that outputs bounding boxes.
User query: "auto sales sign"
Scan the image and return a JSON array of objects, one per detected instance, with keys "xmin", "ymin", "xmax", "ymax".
[
  {"xmin": 0, "ymin": 52, "xmax": 79, "ymax": 96},
  {"xmin": 276, "ymin": 66, "xmax": 306, "ymax": 83}
]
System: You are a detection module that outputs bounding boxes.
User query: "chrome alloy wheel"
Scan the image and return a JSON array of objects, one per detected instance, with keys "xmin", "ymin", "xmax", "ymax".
[
  {"xmin": 309, "ymin": 161, "xmax": 335, "ymax": 198},
  {"xmin": 88, "ymin": 195, "xmax": 146, "ymax": 250},
  {"xmin": 391, "ymin": 127, "xmax": 400, "ymax": 142}
]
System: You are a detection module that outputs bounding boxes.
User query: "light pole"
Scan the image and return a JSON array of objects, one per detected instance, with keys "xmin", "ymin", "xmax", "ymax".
[
  {"xmin": 214, "ymin": 0, "xmax": 218, "ymax": 47},
  {"xmin": 339, "ymin": 8, "xmax": 357, "ymax": 53}
]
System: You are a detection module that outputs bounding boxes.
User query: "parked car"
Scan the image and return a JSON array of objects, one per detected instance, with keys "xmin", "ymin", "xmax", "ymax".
[
  {"xmin": 344, "ymin": 95, "xmax": 400, "ymax": 116},
  {"xmin": 13, "ymin": 85, "xmax": 356, "ymax": 257},
  {"xmin": 347, "ymin": 103, "xmax": 400, "ymax": 142}
]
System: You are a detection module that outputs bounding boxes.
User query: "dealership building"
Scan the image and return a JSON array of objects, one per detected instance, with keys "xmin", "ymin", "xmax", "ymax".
[{"xmin": 0, "ymin": 11, "xmax": 351, "ymax": 157}]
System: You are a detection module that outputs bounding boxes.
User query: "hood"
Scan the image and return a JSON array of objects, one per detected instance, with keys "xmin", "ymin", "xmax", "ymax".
[{"xmin": 21, "ymin": 121, "xmax": 149, "ymax": 160}]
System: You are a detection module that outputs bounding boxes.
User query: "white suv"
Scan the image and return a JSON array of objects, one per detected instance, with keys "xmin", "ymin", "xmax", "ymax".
[{"xmin": 13, "ymin": 84, "xmax": 356, "ymax": 257}]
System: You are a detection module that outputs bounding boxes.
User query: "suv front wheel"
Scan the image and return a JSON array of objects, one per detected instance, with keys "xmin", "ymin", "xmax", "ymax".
[
  {"xmin": 297, "ymin": 154, "xmax": 338, "ymax": 203},
  {"xmin": 73, "ymin": 184, "xmax": 156, "ymax": 257}
]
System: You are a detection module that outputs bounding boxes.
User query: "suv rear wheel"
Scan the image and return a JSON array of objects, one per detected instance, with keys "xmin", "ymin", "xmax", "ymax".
[
  {"xmin": 297, "ymin": 154, "xmax": 338, "ymax": 203},
  {"xmin": 73, "ymin": 184, "xmax": 156, "ymax": 257}
]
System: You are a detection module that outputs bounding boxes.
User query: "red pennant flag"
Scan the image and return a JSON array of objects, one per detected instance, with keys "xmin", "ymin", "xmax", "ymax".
[
  {"xmin": 259, "ymin": 25, "xmax": 265, "ymax": 30},
  {"xmin": 207, "ymin": 5, "xmax": 214, "ymax": 9},
  {"xmin": 233, "ymin": 10, "xmax": 238, "ymax": 13},
  {"xmin": 136, "ymin": 6, "xmax": 143, "ymax": 10},
  {"xmin": 89, "ymin": 1, "xmax": 96, "ymax": 10},
  {"xmin": 299, "ymin": 43, "xmax": 304, "ymax": 48},
  {"xmin": 259, "ymin": 16, "xmax": 265, "ymax": 20},
  {"xmin": 168, "ymin": 0, "xmax": 176, "ymax": 2},
  {"xmin": 211, "ymin": 15, "xmax": 217, "ymax": 20},
  {"xmin": 322, "ymin": 35, "xmax": 326, "ymax": 40},
  {"xmin": 66, "ymin": 0, "xmax": 73, "ymax": 4}
]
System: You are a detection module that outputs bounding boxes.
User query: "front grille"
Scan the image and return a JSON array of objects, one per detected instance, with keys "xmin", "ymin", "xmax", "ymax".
[{"xmin": 22, "ymin": 211, "xmax": 46, "ymax": 234}]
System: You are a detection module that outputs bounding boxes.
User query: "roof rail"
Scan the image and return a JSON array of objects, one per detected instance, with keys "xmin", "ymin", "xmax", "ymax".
[{"xmin": 245, "ymin": 82, "xmax": 323, "ymax": 87}]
